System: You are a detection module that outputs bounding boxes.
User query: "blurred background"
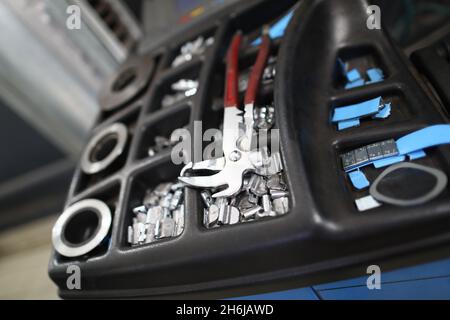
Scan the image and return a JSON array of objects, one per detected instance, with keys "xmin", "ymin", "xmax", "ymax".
[{"xmin": 0, "ymin": 0, "xmax": 449, "ymax": 299}]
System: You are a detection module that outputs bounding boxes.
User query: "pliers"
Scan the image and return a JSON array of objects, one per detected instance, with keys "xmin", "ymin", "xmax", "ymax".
[{"xmin": 179, "ymin": 30, "xmax": 272, "ymax": 198}]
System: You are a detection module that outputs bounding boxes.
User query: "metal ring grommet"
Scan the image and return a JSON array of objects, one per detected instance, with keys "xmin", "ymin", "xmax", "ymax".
[
  {"xmin": 80, "ymin": 123, "xmax": 128, "ymax": 175},
  {"xmin": 99, "ymin": 54, "xmax": 155, "ymax": 112},
  {"xmin": 370, "ymin": 162, "xmax": 448, "ymax": 207},
  {"xmin": 52, "ymin": 199, "xmax": 112, "ymax": 258}
]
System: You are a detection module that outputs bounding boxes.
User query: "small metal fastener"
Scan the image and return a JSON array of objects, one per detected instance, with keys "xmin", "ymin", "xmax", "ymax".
[
  {"xmin": 172, "ymin": 36, "xmax": 214, "ymax": 67},
  {"xmin": 169, "ymin": 189, "xmax": 184, "ymax": 210},
  {"xmin": 262, "ymin": 64, "xmax": 276, "ymax": 83},
  {"xmin": 249, "ymin": 175, "xmax": 268, "ymax": 196},
  {"xmin": 207, "ymin": 204, "xmax": 220, "ymax": 227},
  {"xmin": 227, "ymin": 206, "xmax": 240, "ymax": 225},
  {"xmin": 52, "ymin": 199, "xmax": 112, "ymax": 257},
  {"xmin": 171, "ymin": 182, "xmax": 184, "ymax": 191},
  {"xmin": 273, "ymin": 197, "xmax": 289, "ymax": 215},
  {"xmin": 267, "ymin": 174, "xmax": 286, "ymax": 191},
  {"xmin": 171, "ymin": 79, "xmax": 199, "ymax": 92},
  {"xmin": 80, "ymin": 123, "xmax": 128, "ymax": 175},
  {"xmin": 160, "ymin": 192, "xmax": 174, "ymax": 208},
  {"xmin": 154, "ymin": 183, "xmax": 173, "ymax": 197},
  {"xmin": 257, "ymin": 152, "xmax": 283, "ymax": 176},
  {"xmin": 146, "ymin": 206, "xmax": 163, "ymax": 225},
  {"xmin": 127, "ymin": 226, "xmax": 134, "ymax": 244},
  {"xmin": 173, "ymin": 205, "xmax": 185, "ymax": 235},
  {"xmin": 132, "ymin": 223, "xmax": 140, "ymax": 244},
  {"xmin": 154, "ymin": 220, "xmax": 161, "ymax": 238},
  {"xmin": 145, "ymin": 224, "xmax": 156, "ymax": 243},
  {"xmin": 262, "ymin": 194, "xmax": 272, "ymax": 213},
  {"xmin": 137, "ymin": 223, "xmax": 147, "ymax": 243},
  {"xmin": 162, "ymin": 207, "xmax": 171, "ymax": 219},
  {"xmin": 136, "ymin": 212, "xmax": 147, "ymax": 223},
  {"xmin": 159, "ymin": 218, "xmax": 176, "ymax": 238},
  {"xmin": 200, "ymin": 190, "xmax": 213, "ymax": 208},
  {"xmin": 254, "ymin": 104, "xmax": 275, "ymax": 130},
  {"xmin": 248, "ymin": 193, "xmax": 259, "ymax": 205},
  {"xmin": 270, "ymin": 189, "xmax": 289, "ymax": 199},
  {"xmin": 237, "ymin": 194, "xmax": 254, "ymax": 211},
  {"xmin": 241, "ymin": 206, "xmax": 263, "ymax": 220},
  {"xmin": 216, "ymin": 198, "xmax": 228, "ymax": 225}
]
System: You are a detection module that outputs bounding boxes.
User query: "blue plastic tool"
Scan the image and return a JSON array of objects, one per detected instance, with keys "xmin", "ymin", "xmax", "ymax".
[
  {"xmin": 332, "ymin": 97, "xmax": 382, "ymax": 122},
  {"xmin": 338, "ymin": 118, "xmax": 360, "ymax": 130},
  {"xmin": 348, "ymin": 170, "xmax": 370, "ymax": 189},
  {"xmin": 346, "ymin": 69, "xmax": 362, "ymax": 82},
  {"xmin": 366, "ymin": 68, "xmax": 384, "ymax": 83},
  {"xmin": 396, "ymin": 125, "xmax": 450, "ymax": 155}
]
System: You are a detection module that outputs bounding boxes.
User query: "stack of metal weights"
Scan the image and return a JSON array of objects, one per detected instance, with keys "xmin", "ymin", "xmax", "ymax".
[
  {"xmin": 201, "ymin": 104, "xmax": 289, "ymax": 229},
  {"xmin": 201, "ymin": 172, "xmax": 289, "ymax": 228},
  {"xmin": 128, "ymin": 182, "xmax": 185, "ymax": 246},
  {"xmin": 172, "ymin": 36, "xmax": 215, "ymax": 68}
]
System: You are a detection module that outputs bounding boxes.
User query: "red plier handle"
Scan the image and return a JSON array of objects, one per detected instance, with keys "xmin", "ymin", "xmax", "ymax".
[
  {"xmin": 244, "ymin": 34, "xmax": 271, "ymax": 106},
  {"xmin": 224, "ymin": 31, "xmax": 271, "ymax": 108},
  {"xmin": 224, "ymin": 32, "xmax": 242, "ymax": 108}
]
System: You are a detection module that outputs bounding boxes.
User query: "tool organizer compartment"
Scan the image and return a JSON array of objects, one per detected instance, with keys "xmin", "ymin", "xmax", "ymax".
[
  {"xmin": 333, "ymin": 46, "xmax": 389, "ymax": 90},
  {"xmin": 49, "ymin": 0, "xmax": 450, "ymax": 299}
]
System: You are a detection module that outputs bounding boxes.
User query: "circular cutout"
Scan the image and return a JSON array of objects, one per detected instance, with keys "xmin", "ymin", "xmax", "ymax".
[
  {"xmin": 63, "ymin": 209, "xmax": 100, "ymax": 246},
  {"xmin": 52, "ymin": 199, "xmax": 112, "ymax": 257},
  {"xmin": 80, "ymin": 123, "xmax": 128, "ymax": 175},
  {"xmin": 90, "ymin": 133, "xmax": 119, "ymax": 162},
  {"xmin": 99, "ymin": 54, "xmax": 155, "ymax": 112},
  {"xmin": 370, "ymin": 162, "xmax": 448, "ymax": 207}
]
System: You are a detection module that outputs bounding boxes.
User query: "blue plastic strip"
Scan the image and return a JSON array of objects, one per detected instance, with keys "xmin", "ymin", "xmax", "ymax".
[
  {"xmin": 366, "ymin": 68, "xmax": 384, "ymax": 82},
  {"xmin": 408, "ymin": 150, "xmax": 426, "ymax": 160},
  {"xmin": 338, "ymin": 118, "xmax": 360, "ymax": 131},
  {"xmin": 332, "ymin": 97, "xmax": 382, "ymax": 122},
  {"xmin": 252, "ymin": 11, "xmax": 294, "ymax": 45},
  {"xmin": 348, "ymin": 170, "xmax": 370, "ymax": 190},
  {"xmin": 346, "ymin": 69, "xmax": 361, "ymax": 82},
  {"xmin": 372, "ymin": 155, "xmax": 406, "ymax": 168},
  {"xmin": 372, "ymin": 103, "xmax": 391, "ymax": 119},
  {"xmin": 396, "ymin": 125, "xmax": 450, "ymax": 155},
  {"xmin": 345, "ymin": 79, "xmax": 365, "ymax": 89}
]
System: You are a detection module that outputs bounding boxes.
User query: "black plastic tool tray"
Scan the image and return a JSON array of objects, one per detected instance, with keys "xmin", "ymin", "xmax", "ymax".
[{"xmin": 49, "ymin": 0, "xmax": 450, "ymax": 299}]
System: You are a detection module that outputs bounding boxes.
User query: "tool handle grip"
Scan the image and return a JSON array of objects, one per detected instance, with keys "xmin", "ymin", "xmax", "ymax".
[
  {"xmin": 244, "ymin": 34, "xmax": 271, "ymax": 106},
  {"xmin": 224, "ymin": 32, "xmax": 242, "ymax": 108}
]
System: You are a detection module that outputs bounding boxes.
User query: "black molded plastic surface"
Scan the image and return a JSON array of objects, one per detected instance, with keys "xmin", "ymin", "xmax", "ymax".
[{"xmin": 49, "ymin": 0, "xmax": 450, "ymax": 299}]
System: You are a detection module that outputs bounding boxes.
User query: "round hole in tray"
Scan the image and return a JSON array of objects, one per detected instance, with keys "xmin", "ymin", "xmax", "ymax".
[
  {"xmin": 63, "ymin": 209, "xmax": 100, "ymax": 246},
  {"xmin": 90, "ymin": 133, "xmax": 119, "ymax": 162}
]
